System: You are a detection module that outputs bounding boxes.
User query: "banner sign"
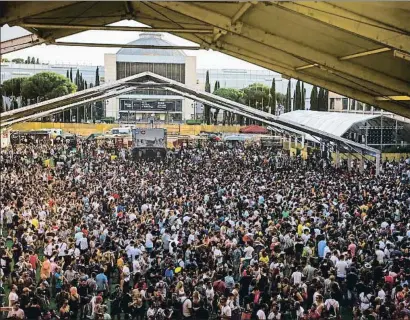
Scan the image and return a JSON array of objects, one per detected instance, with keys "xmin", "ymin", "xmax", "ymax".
[{"xmin": 121, "ymin": 100, "xmax": 175, "ymax": 111}]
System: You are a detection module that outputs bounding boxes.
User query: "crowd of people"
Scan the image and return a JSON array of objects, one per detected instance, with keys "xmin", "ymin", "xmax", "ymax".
[{"xmin": 0, "ymin": 136, "xmax": 410, "ymax": 320}]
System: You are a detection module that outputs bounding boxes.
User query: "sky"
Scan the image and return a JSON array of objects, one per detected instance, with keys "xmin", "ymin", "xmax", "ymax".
[{"xmin": 1, "ymin": 20, "xmax": 266, "ymax": 69}]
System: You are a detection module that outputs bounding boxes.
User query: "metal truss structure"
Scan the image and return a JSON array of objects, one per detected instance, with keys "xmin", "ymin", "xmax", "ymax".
[
  {"xmin": 0, "ymin": 71, "xmax": 381, "ymax": 161},
  {"xmin": 0, "ymin": 1, "xmax": 409, "ymax": 118}
]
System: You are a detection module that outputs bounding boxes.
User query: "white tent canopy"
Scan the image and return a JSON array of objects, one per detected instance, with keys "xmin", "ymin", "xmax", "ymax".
[{"xmin": 279, "ymin": 111, "xmax": 379, "ymax": 137}]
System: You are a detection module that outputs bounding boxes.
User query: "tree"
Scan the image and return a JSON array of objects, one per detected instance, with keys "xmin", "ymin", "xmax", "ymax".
[
  {"xmin": 212, "ymin": 81, "xmax": 222, "ymax": 124},
  {"xmin": 66, "ymin": 70, "xmax": 69, "ymax": 79},
  {"xmin": 214, "ymin": 88, "xmax": 243, "ymax": 125},
  {"xmin": 11, "ymin": 97, "xmax": 18, "ymax": 110},
  {"xmin": 204, "ymin": 70, "xmax": 211, "ymax": 124},
  {"xmin": 301, "ymin": 82, "xmax": 306, "ymax": 110},
  {"xmin": 0, "ymin": 87, "xmax": 4, "ymax": 113},
  {"xmin": 21, "ymin": 72, "xmax": 76, "ymax": 102},
  {"xmin": 75, "ymin": 69, "xmax": 80, "ymax": 87},
  {"xmin": 213, "ymin": 80, "xmax": 218, "ymax": 93},
  {"xmin": 1, "ymin": 58, "xmax": 10, "ymax": 62},
  {"xmin": 241, "ymin": 83, "xmax": 269, "ymax": 111},
  {"xmin": 276, "ymin": 92, "xmax": 286, "ymax": 106},
  {"xmin": 26, "ymin": 56, "xmax": 30, "ymax": 64},
  {"xmin": 294, "ymin": 80, "xmax": 301, "ymax": 110},
  {"xmin": 285, "ymin": 81, "xmax": 291, "ymax": 113},
  {"xmin": 310, "ymin": 86, "xmax": 318, "ymax": 111},
  {"xmin": 318, "ymin": 87, "xmax": 328, "ymax": 111},
  {"xmin": 36, "ymin": 58, "xmax": 40, "ymax": 64},
  {"xmin": 241, "ymin": 83, "xmax": 269, "ymax": 124},
  {"xmin": 3, "ymin": 77, "xmax": 27, "ymax": 97},
  {"xmin": 269, "ymin": 78, "xmax": 276, "ymax": 115},
  {"xmin": 95, "ymin": 67, "xmax": 103, "ymax": 119},
  {"xmin": 324, "ymin": 89, "xmax": 329, "ymax": 111},
  {"xmin": 31, "ymin": 57, "xmax": 36, "ymax": 64},
  {"xmin": 11, "ymin": 58, "xmax": 24, "ymax": 64},
  {"xmin": 70, "ymin": 68, "xmax": 73, "ymax": 82},
  {"xmin": 95, "ymin": 67, "xmax": 100, "ymax": 86}
]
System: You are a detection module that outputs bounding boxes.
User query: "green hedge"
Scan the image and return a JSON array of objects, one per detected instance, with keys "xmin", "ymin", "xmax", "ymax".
[{"xmin": 186, "ymin": 119, "xmax": 202, "ymax": 125}]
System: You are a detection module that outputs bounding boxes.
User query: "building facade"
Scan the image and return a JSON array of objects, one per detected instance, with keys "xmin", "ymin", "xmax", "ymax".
[
  {"xmin": 197, "ymin": 68, "xmax": 281, "ymax": 91},
  {"xmin": 327, "ymin": 92, "xmax": 409, "ymax": 122},
  {"xmin": 104, "ymin": 33, "xmax": 197, "ymax": 123}
]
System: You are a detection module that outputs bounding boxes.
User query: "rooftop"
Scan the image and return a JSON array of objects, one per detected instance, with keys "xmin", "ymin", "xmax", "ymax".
[{"xmin": 116, "ymin": 33, "xmax": 187, "ymax": 57}]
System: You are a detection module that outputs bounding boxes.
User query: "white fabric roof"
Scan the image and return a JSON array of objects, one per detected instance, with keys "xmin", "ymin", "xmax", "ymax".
[{"xmin": 278, "ymin": 111, "xmax": 380, "ymax": 138}]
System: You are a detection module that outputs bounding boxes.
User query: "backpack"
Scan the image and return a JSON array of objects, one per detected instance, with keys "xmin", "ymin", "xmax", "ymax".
[{"xmin": 174, "ymin": 298, "xmax": 190, "ymax": 318}]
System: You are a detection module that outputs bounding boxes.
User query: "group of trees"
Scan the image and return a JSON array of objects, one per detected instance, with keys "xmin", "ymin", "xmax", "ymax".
[
  {"xmin": 1, "ymin": 72, "xmax": 76, "ymax": 114},
  {"xmin": 1, "ymin": 57, "xmax": 42, "ymax": 64},
  {"xmin": 203, "ymin": 70, "xmax": 287, "ymax": 125},
  {"xmin": 310, "ymin": 86, "xmax": 329, "ymax": 111},
  {"xmin": 57, "ymin": 67, "xmax": 103, "ymax": 122},
  {"xmin": 202, "ymin": 69, "xmax": 334, "ymax": 125},
  {"xmin": 1, "ymin": 66, "xmax": 104, "ymax": 122}
]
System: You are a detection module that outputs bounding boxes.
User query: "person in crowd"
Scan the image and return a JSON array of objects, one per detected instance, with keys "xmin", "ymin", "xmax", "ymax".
[{"xmin": 0, "ymin": 136, "xmax": 409, "ymax": 320}]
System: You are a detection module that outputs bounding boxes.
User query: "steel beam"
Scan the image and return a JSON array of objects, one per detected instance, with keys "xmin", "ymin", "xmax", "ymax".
[
  {"xmin": 52, "ymin": 41, "xmax": 200, "ymax": 50},
  {"xmin": 213, "ymin": 1, "xmax": 254, "ymax": 43},
  {"xmin": 1, "ymin": 70, "xmax": 381, "ymax": 156},
  {"xmin": 206, "ymin": 42, "xmax": 410, "ymax": 118},
  {"xmin": 394, "ymin": 50, "xmax": 410, "ymax": 61},
  {"xmin": 155, "ymin": 2, "xmax": 410, "ymax": 95},
  {"xmin": 19, "ymin": 23, "xmax": 214, "ymax": 34},
  {"xmin": 271, "ymin": 2, "xmax": 410, "ymax": 53},
  {"xmin": 2, "ymin": 87, "xmax": 136, "ymax": 128},
  {"xmin": 375, "ymin": 96, "xmax": 410, "ymax": 101},
  {"xmin": 159, "ymin": 85, "xmax": 379, "ymax": 156},
  {"xmin": 296, "ymin": 47, "xmax": 391, "ymax": 70},
  {"xmin": 339, "ymin": 47, "xmax": 391, "ymax": 61},
  {"xmin": 0, "ymin": 34, "xmax": 46, "ymax": 55},
  {"xmin": 0, "ymin": 2, "xmax": 76, "ymax": 25}
]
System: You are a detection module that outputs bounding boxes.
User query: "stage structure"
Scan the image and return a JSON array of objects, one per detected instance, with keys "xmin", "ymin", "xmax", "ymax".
[
  {"xmin": 132, "ymin": 128, "xmax": 167, "ymax": 160},
  {"xmin": 0, "ymin": 71, "xmax": 382, "ymax": 174}
]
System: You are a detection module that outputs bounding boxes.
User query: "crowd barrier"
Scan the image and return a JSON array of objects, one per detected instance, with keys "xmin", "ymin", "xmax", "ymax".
[{"xmin": 10, "ymin": 122, "xmax": 243, "ymax": 137}]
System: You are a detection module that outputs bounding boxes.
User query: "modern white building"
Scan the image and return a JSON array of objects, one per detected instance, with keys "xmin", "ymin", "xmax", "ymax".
[
  {"xmin": 104, "ymin": 33, "xmax": 197, "ymax": 123},
  {"xmin": 327, "ymin": 92, "xmax": 409, "ymax": 122},
  {"xmin": 197, "ymin": 68, "xmax": 282, "ymax": 91}
]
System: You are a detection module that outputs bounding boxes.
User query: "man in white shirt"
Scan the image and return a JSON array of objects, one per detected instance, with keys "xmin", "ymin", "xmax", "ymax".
[
  {"xmin": 220, "ymin": 297, "xmax": 232, "ymax": 320},
  {"xmin": 375, "ymin": 246, "xmax": 385, "ymax": 264},
  {"xmin": 335, "ymin": 255, "xmax": 348, "ymax": 281},
  {"xmin": 145, "ymin": 231, "xmax": 154, "ymax": 252},
  {"xmin": 244, "ymin": 243, "xmax": 254, "ymax": 260},
  {"xmin": 291, "ymin": 269, "xmax": 303, "ymax": 285},
  {"xmin": 256, "ymin": 304, "xmax": 267, "ymax": 320},
  {"xmin": 213, "ymin": 246, "xmax": 223, "ymax": 265},
  {"xmin": 79, "ymin": 235, "xmax": 88, "ymax": 254},
  {"xmin": 8, "ymin": 285, "xmax": 19, "ymax": 307}
]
